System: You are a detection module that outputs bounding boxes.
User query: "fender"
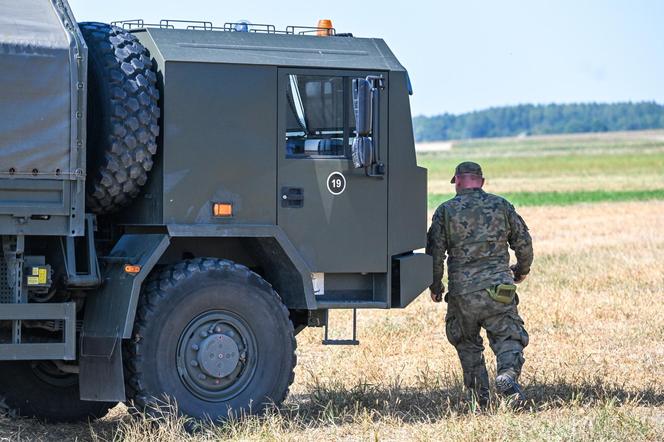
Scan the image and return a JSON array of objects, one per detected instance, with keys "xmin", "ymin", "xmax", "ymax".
[
  {"xmin": 166, "ymin": 224, "xmax": 316, "ymax": 309},
  {"xmin": 79, "ymin": 227, "xmax": 315, "ymax": 401},
  {"xmin": 79, "ymin": 233, "xmax": 169, "ymax": 401}
]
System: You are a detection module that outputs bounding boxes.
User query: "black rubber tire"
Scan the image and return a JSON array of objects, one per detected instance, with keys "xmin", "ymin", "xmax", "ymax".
[
  {"xmin": 79, "ymin": 22, "xmax": 160, "ymax": 214},
  {"xmin": 0, "ymin": 361, "xmax": 116, "ymax": 423},
  {"xmin": 125, "ymin": 258, "xmax": 297, "ymax": 421}
]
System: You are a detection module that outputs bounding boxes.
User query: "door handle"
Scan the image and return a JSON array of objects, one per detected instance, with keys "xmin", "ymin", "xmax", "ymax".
[{"xmin": 281, "ymin": 187, "xmax": 304, "ymax": 208}]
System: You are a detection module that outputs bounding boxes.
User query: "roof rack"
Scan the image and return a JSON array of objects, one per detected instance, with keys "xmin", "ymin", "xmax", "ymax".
[
  {"xmin": 110, "ymin": 19, "xmax": 340, "ymax": 37},
  {"xmin": 111, "ymin": 19, "xmax": 174, "ymax": 29},
  {"xmin": 160, "ymin": 19, "xmax": 213, "ymax": 30},
  {"xmin": 285, "ymin": 25, "xmax": 336, "ymax": 36},
  {"xmin": 222, "ymin": 23, "xmax": 289, "ymax": 34}
]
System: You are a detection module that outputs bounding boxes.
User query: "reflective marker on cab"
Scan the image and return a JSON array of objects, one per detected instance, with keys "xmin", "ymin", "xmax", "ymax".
[
  {"xmin": 213, "ymin": 202, "xmax": 233, "ymax": 217},
  {"xmin": 124, "ymin": 264, "xmax": 141, "ymax": 275}
]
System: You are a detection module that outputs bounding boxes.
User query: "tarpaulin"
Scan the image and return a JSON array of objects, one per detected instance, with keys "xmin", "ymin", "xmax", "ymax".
[{"xmin": 0, "ymin": 0, "xmax": 79, "ymax": 177}]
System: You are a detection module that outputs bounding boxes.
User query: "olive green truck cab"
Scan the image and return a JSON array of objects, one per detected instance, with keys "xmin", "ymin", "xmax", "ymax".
[{"xmin": 0, "ymin": 0, "xmax": 431, "ymax": 422}]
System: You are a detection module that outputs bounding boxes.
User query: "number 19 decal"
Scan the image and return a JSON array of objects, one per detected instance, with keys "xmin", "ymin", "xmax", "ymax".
[{"xmin": 326, "ymin": 171, "xmax": 346, "ymax": 195}]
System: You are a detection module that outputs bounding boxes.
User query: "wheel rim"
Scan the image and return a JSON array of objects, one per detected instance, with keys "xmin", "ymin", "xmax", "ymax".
[{"xmin": 176, "ymin": 310, "xmax": 257, "ymax": 402}]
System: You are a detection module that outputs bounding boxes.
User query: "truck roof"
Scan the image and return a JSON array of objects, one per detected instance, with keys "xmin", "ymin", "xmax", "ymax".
[{"xmin": 134, "ymin": 28, "xmax": 405, "ymax": 71}]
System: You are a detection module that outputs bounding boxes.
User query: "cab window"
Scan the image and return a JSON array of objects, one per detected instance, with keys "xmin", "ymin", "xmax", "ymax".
[{"xmin": 286, "ymin": 74, "xmax": 350, "ymax": 158}]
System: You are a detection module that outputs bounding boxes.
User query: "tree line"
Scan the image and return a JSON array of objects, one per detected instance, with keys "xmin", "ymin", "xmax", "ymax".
[{"xmin": 412, "ymin": 102, "xmax": 664, "ymax": 142}]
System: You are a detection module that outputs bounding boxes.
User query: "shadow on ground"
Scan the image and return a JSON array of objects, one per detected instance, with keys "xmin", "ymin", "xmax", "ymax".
[
  {"xmin": 283, "ymin": 378, "xmax": 664, "ymax": 424},
  {"xmin": 0, "ymin": 379, "xmax": 662, "ymax": 440}
]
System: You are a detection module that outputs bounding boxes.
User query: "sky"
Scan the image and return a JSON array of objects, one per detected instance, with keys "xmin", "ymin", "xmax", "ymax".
[{"xmin": 68, "ymin": 0, "xmax": 664, "ymax": 116}]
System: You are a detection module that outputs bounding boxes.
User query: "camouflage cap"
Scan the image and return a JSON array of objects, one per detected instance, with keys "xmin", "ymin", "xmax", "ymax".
[{"xmin": 451, "ymin": 161, "xmax": 483, "ymax": 183}]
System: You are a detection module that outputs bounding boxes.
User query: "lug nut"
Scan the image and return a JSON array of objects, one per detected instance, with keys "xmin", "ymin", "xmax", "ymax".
[
  {"xmin": 214, "ymin": 326, "xmax": 222, "ymax": 333},
  {"xmin": 198, "ymin": 373, "xmax": 206, "ymax": 380},
  {"xmin": 200, "ymin": 331, "xmax": 208, "ymax": 338},
  {"xmin": 190, "ymin": 360, "xmax": 198, "ymax": 367},
  {"xmin": 191, "ymin": 344, "xmax": 199, "ymax": 351}
]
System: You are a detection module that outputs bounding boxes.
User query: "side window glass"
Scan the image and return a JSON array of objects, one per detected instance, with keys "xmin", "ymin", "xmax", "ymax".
[{"xmin": 286, "ymin": 75, "xmax": 346, "ymax": 158}]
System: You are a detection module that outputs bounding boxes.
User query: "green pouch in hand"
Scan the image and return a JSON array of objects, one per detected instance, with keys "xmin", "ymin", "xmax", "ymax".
[{"xmin": 486, "ymin": 284, "xmax": 517, "ymax": 304}]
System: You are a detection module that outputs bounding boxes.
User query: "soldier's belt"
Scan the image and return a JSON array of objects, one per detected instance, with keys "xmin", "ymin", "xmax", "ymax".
[{"xmin": 486, "ymin": 284, "xmax": 517, "ymax": 304}]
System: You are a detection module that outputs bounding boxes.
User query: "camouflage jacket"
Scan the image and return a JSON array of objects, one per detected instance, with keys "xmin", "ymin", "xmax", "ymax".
[{"xmin": 426, "ymin": 188, "xmax": 533, "ymax": 295}]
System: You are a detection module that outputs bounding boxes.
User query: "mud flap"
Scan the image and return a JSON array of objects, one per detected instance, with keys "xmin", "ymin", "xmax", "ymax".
[
  {"xmin": 79, "ymin": 233, "xmax": 170, "ymax": 401},
  {"xmin": 79, "ymin": 337, "xmax": 123, "ymax": 401}
]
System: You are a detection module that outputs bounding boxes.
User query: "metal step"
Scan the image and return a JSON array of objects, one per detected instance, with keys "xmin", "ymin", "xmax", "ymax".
[
  {"xmin": 316, "ymin": 300, "xmax": 388, "ymax": 309},
  {"xmin": 322, "ymin": 308, "xmax": 359, "ymax": 346},
  {"xmin": 64, "ymin": 215, "xmax": 101, "ymax": 288}
]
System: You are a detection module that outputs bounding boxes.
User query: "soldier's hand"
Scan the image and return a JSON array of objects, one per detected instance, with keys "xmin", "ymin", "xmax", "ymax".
[
  {"xmin": 430, "ymin": 290, "xmax": 443, "ymax": 303},
  {"xmin": 511, "ymin": 265, "xmax": 528, "ymax": 284}
]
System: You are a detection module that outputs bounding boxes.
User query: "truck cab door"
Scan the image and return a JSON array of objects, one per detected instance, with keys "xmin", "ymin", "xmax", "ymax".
[{"xmin": 277, "ymin": 69, "xmax": 388, "ymax": 273}]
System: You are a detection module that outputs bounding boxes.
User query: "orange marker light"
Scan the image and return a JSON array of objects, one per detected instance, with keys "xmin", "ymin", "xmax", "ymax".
[
  {"xmin": 213, "ymin": 202, "xmax": 233, "ymax": 217},
  {"xmin": 124, "ymin": 264, "xmax": 141, "ymax": 274},
  {"xmin": 316, "ymin": 19, "xmax": 333, "ymax": 36}
]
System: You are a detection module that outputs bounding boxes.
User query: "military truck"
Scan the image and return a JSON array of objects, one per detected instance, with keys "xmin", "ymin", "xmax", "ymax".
[{"xmin": 0, "ymin": 0, "xmax": 431, "ymax": 422}]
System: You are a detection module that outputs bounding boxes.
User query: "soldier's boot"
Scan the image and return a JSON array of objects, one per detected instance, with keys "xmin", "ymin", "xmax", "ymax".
[
  {"xmin": 495, "ymin": 351, "xmax": 526, "ymax": 402},
  {"xmin": 460, "ymin": 354, "xmax": 490, "ymax": 408},
  {"xmin": 495, "ymin": 370, "xmax": 525, "ymax": 401},
  {"xmin": 468, "ymin": 387, "xmax": 490, "ymax": 408}
]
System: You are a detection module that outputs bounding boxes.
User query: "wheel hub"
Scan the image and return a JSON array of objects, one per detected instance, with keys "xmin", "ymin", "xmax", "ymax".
[
  {"xmin": 197, "ymin": 334, "xmax": 240, "ymax": 378},
  {"xmin": 176, "ymin": 310, "xmax": 256, "ymax": 401}
]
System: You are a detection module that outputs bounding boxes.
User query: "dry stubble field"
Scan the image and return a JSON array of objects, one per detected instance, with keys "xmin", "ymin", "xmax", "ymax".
[{"xmin": 1, "ymin": 131, "xmax": 663, "ymax": 441}]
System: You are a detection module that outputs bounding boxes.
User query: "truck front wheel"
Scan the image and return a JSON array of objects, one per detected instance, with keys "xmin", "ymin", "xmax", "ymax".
[{"xmin": 125, "ymin": 258, "xmax": 296, "ymax": 421}]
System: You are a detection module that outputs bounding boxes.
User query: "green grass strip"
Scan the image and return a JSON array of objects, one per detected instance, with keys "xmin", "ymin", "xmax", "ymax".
[
  {"xmin": 428, "ymin": 189, "xmax": 664, "ymax": 209},
  {"xmin": 419, "ymin": 152, "xmax": 664, "ymax": 180}
]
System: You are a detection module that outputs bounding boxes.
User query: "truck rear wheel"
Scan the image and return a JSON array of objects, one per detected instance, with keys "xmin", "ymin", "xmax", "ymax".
[
  {"xmin": 125, "ymin": 259, "xmax": 297, "ymax": 421},
  {"xmin": 0, "ymin": 361, "xmax": 115, "ymax": 422},
  {"xmin": 79, "ymin": 22, "xmax": 160, "ymax": 214}
]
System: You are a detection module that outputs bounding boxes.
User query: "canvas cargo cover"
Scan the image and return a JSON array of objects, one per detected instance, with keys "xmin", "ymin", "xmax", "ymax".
[{"xmin": 0, "ymin": 0, "xmax": 86, "ymax": 178}]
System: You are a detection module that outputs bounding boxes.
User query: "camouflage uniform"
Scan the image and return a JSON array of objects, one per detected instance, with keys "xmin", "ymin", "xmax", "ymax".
[{"xmin": 426, "ymin": 182, "xmax": 533, "ymax": 399}]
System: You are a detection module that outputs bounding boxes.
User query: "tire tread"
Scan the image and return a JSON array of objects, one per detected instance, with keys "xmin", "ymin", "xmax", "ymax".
[
  {"xmin": 125, "ymin": 258, "xmax": 297, "ymax": 415},
  {"xmin": 80, "ymin": 22, "xmax": 160, "ymax": 214}
]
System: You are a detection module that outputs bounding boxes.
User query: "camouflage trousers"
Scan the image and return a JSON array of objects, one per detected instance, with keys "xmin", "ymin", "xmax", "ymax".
[{"xmin": 445, "ymin": 288, "xmax": 529, "ymax": 398}]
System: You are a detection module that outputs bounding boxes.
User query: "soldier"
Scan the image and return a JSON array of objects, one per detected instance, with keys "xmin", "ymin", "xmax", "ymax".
[{"xmin": 426, "ymin": 161, "xmax": 533, "ymax": 405}]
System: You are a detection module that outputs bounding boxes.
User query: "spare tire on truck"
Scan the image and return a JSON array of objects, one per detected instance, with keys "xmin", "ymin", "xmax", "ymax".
[{"xmin": 79, "ymin": 23, "xmax": 160, "ymax": 214}]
